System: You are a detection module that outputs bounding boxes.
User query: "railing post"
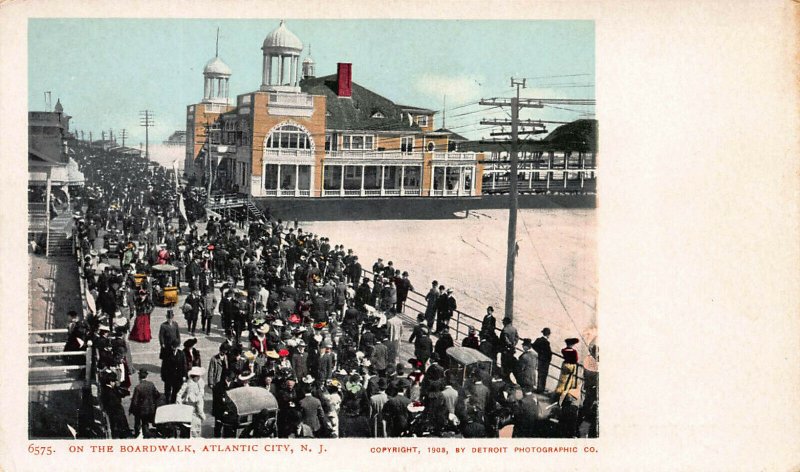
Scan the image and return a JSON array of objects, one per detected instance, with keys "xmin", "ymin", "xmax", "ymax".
[
  {"xmin": 455, "ymin": 311, "xmax": 461, "ymax": 340},
  {"xmin": 85, "ymin": 340, "xmax": 93, "ymax": 383}
]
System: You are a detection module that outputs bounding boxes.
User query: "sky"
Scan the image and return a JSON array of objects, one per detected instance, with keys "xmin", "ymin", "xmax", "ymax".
[{"xmin": 29, "ymin": 19, "xmax": 594, "ymax": 146}]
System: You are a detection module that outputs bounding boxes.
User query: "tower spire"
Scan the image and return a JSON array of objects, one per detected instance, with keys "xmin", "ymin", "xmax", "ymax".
[{"xmin": 215, "ymin": 27, "xmax": 219, "ymax": 57}]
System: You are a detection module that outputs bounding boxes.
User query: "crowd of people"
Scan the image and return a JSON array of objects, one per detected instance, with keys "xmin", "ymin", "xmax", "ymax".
[{"xmin": 62, "ymin": 141, "xmax": 598, "ymax": 439}]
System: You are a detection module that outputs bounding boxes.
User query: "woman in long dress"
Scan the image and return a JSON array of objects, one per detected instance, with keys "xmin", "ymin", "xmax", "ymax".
[
  {"xmin": 555, "ymin": 337, "xmax": 581, "ymax": 399},
  {"xmin": 176, "ymin": 366, "xmax": 206, "ymax": 438},
  {"xmin": 129, "ymin": 289, "xmax": 153, "ymax": 342}
]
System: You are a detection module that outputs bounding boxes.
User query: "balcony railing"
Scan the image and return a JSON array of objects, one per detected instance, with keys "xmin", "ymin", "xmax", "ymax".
[
  {"xmin": 432, "ymin": 152, "xmax": 478, "ymax": 161},
  {"xmin": 325, "ymin": 150, "xmax": 424, "ymax": 160},
  {"xmin": 262, "ymin": 189, "xmax": 312, "ymax": 197},
  {"xmin": 263, "ymin": 149, "xmax": 315, "ymax": 159}
]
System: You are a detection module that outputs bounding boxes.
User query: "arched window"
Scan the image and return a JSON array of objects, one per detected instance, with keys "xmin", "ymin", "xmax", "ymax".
[{"xmin": 265, "ymin": 124, "xmax": 312, "ymax": 150}]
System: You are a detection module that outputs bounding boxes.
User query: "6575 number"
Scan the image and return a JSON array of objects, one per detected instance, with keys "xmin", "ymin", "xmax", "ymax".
[{"xmin": 28, "ymin": 444, "xmax": 54, "ymax": 456}]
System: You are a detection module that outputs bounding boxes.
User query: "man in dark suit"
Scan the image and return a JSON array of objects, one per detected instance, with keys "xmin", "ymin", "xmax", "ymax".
[
  {"xmin": 512, "ymin": 390, "xmax": 542, "ymax": 437},
  {"xmin": 299, "ymin": 389, "xmax": 327, "ymax": 436},
  {"xmin": 348, "ymin": 256, "xmax": 362, "ymax": 287},
  {"xmin": 370, "ymin": 338, "xmax": 388, "ymax": 377},
  {"xmin": 467, "ymin": 372, "xmax": 493, "ymax": 418},
  {"xmin": 413, "ymin": 327, "xmax": 433, "ymax": 368},
  {"xmin": 64, "ymin": 311, "xmax": 88, "ymax": 354},
  {"xmin": 394, "ymin": 271, "xmax": 414, "ymax": 313},
  {"xmin": 129, "ymin": 369, "xmax": 160, "ymax": 438},
  {"xmin": 318, "ymin": 340, "xmax": 336, "ymax": 384},
  {"xmin": 383, "ymin": 382, "xmax": 412, "ymax": 437},
  {"xmin": 515, "ymin": 338, "xmax": 538, "ymax": 392},
  {"xmin": 158, "ymin": 309, "xmax": 181, "ymax": 360},
  {"xmin": 532, "ymin": 327, "xmax": 553, "ymax": 393},
  {"xmin": 212, "ymin": 370, "xmax": 237, "ymax": 438},
  {"xmin": 291, "ymin": 341, "xmax": 309, "ymax": 381},
  {"xmin": 499, "ymin": 317, "xmax": 519, "ymax": 382},
  {"xmin": 160, "ymin": 338, "xmax": 187, "ymax": 403}
]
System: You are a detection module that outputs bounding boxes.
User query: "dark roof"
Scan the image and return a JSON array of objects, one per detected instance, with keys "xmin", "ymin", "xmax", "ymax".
[
  {"xmin": 544, "ymin": 119, "xmax": 597, "ymax": 151},
  {"xmin": 457, "ymin": 119, "xmax": 597, "ymax": 153},
  {"xmin": 397, "ymin": 104, "xmax": 435, "ymax": 114},
  {"xmin": 300, "ymin": 75, "xmax": 424, "ymax": 132},
  {"xmin": 435, "ymin": 128, "xmax": 468, "ymax": 142}
]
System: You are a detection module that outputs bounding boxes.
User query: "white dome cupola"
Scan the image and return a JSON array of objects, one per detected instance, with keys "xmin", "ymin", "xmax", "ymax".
[
  {"xmin": 261, "ymin": 20, "xmax": 303, "ymax": 93},
  {"xmin": 202, "ymin": 30, "xmax": 232, "ymax": 104}
]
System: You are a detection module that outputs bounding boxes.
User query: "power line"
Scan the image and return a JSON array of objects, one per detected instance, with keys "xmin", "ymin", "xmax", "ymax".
[
  {"xmin": 544, "ymin": 104, "xmax": 594, "ymax": 113},
  {"xmin": 524, "ymin": 73, "xmax": 592, "ymax": 80}
]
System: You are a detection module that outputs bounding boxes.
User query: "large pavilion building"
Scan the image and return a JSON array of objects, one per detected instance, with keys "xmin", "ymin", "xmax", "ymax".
[{"xmin": 185, "ymin": 21, "xmax": 485, "ymax": 198}]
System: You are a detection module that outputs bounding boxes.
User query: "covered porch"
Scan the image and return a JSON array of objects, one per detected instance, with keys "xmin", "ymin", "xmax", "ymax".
[{"xmin": 322, "ymin": 164, "xmax": 423, "ymax": 197}]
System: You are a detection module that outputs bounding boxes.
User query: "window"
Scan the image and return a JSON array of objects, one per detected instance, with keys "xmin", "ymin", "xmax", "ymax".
[
  {"xmin": 400, "ymin": 136, "xmax": 414, "ymax": 153},
  {"xmin": 209, "ymin": 131, "xmax": 221, "ymax": 145},
  {"xmin": 416, "ymin": 115, "xmax": 429, "ymax": 127},
  {"xmin": 342, "ymin": 134, "xmax": 374, "ymax": 150},
  {"xmin": 371, "ymin": 111, "xmax": 385, "ymax": 119},
  {"xmin": 265, "ymin": 124, "xmax": 312, "ymax": 150},
  {"xmin": 426, "ymin": 141, "xmax": 435, "ymax": 152}
]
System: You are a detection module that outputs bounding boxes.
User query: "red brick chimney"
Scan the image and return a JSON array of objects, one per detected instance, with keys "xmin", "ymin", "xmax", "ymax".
[{"xmin": 337, "ymin": 63, "xmax": 352, "ymax": 97}]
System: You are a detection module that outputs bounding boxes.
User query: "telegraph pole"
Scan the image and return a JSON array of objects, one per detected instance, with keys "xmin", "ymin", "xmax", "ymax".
[
  {"xmin": 139, "ymin": 110, "xmax": 154, "ymax": 159},
  {"xmin": 479, "ymin": 78, "xmax": 536, "ymax": 321},
  {"xmin": 119, "ymin": 129, "xmax": 128, "ymax": 147},
  {"xmin": 205, "ymin": 120, "xmax": 213, "ymax": 203}
]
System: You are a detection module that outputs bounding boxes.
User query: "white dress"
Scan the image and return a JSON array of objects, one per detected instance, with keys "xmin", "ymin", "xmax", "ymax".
[{"xmin": 176, "ymin": 378, "xmax": 206, "ymax": 437}]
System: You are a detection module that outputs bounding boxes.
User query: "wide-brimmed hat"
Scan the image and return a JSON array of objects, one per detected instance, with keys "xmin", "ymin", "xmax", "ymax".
[
  {"xmin": 266, "ymin": 350, "xmax": 280, "ymax": 359},
  {"xmin": 256, "ymin": 325, "xmax": 270, "ymax": 334},
  {"xmin": 238, "ymin": 371, "xmax": 255, "ymax": 381},
  {"xmin": 244, "ymin": 351, "xmax": 256, "ymax": 362},
  {"xmin": 565, "ymin": 338, "xmax": 580, "ymax": 346},
  {"xmin": 272, "ymin": 319, "xmax": 285, "ymax": 327},
  {"xmin": 188, "ymin": 366, "xmax": 204, "ymax": 377},
  {"xmin": 301, "ymin": 375, "xmax": 315, "ymax": 384},
  {"xmin": 327, "ymin": 378, "xmax": 341, "ymax": 389},
  {"xmin": 183, "ymin": 338, "xmax": 198, "ymax": 348}
]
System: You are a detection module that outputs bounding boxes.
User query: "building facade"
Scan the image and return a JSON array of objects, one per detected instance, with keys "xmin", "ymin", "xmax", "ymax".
[{"xmin": 185, "ymin": 21, "xmax": 485, "ymax": 198}]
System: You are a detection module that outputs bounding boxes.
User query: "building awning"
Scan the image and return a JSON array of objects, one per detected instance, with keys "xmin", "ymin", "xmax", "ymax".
[{"xmin": 28, "ymin": 158, "xmax": 84, "ymax": 186}]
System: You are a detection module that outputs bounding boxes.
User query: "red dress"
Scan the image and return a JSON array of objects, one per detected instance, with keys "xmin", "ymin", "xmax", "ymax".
[{"xmin": 129, "ymin": 300, "xmax": 153, "ymax": 343}]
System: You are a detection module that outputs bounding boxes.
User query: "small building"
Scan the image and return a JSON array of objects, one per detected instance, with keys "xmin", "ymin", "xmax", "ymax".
[
  {"xmin": 460, "ymin": 119, "xmax": 597, "ymax": 194},
  {"xmin": 185, "ymin": 21, "xmax": 485, "ymax": 198},
  {"xmin": 28, "ymin": 100, "xmax": 85, "ymax": 253},
  {"xmin": 163, "ymin": 130, "xmax": 187, "ymax": 146}
]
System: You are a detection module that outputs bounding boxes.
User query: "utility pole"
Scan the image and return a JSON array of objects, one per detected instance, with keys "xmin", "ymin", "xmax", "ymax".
[
  {"xmin": 139, "ymin": 110, "xmax": 154, "ymax": 160},
  {"xmin": 205, "ymin": 120, "xmax": 212, "ymax": 203},
  {"xmin": 119, "ymin": 129, "xmax": 128, "ymax": 147},
  {"xmin": 109, "ymin": 129, "xmax": 114, "ymax": 145},
  {"xmin": 479, "ymin": 78, "xmax": 539, "ymax": 321}
]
